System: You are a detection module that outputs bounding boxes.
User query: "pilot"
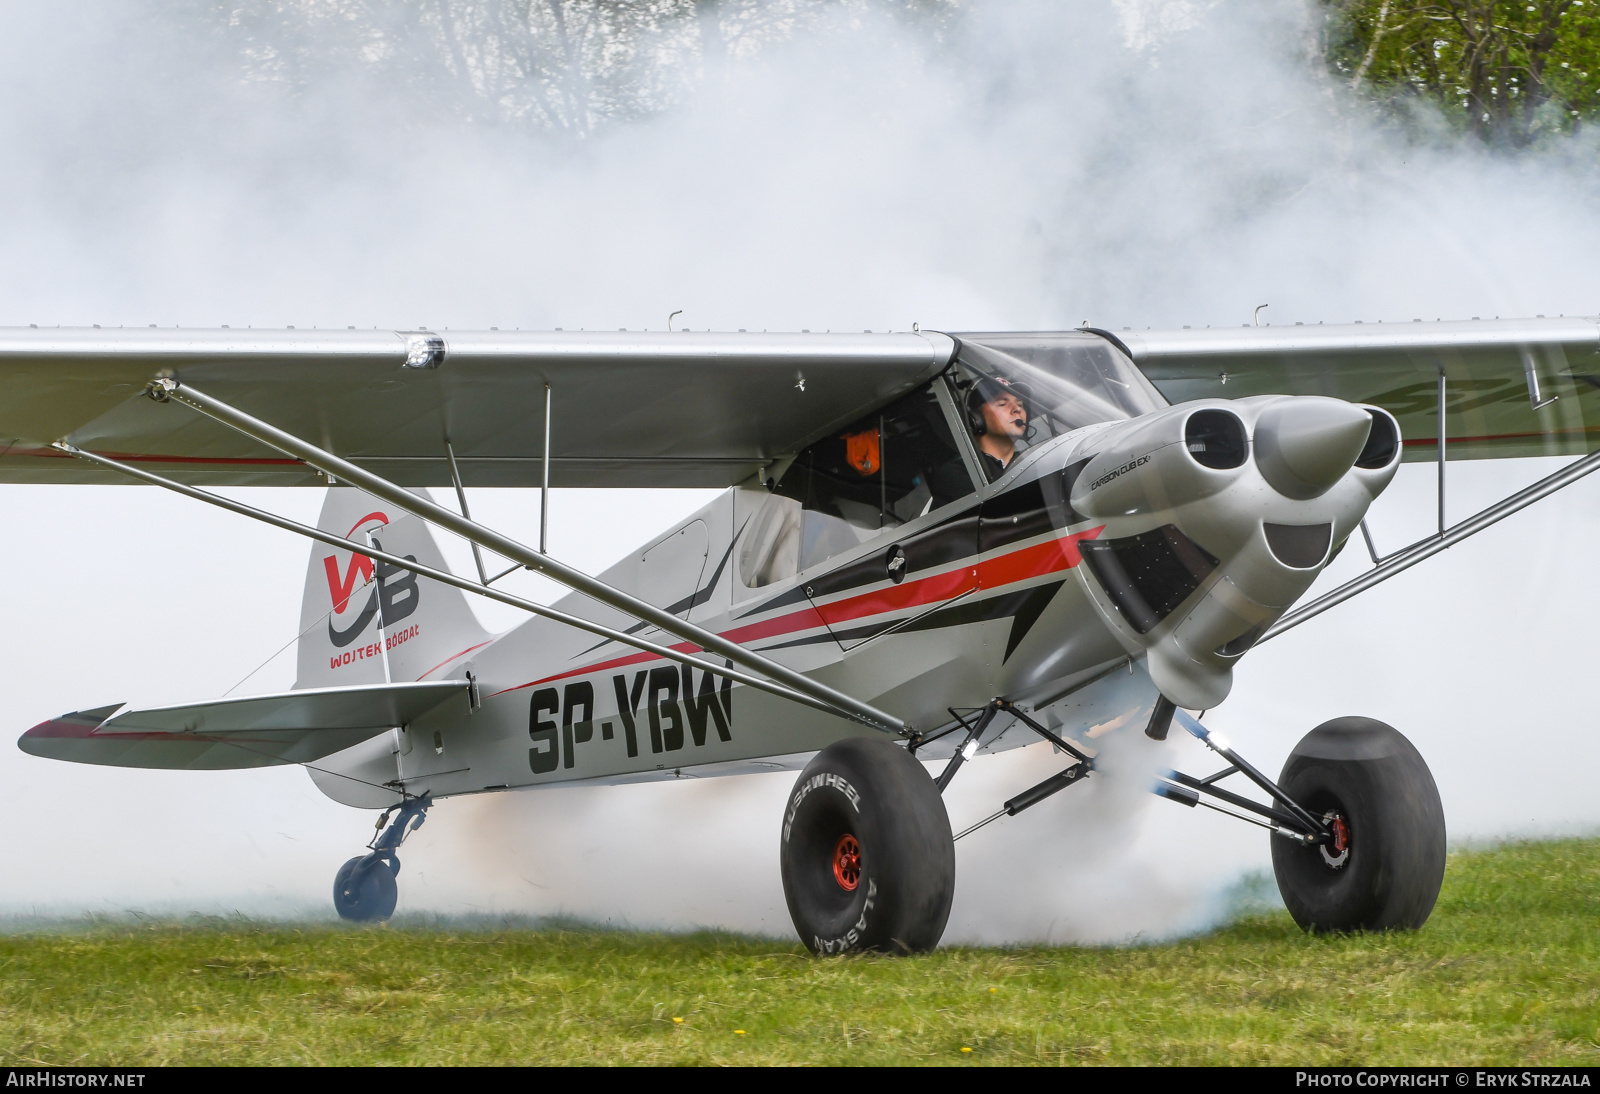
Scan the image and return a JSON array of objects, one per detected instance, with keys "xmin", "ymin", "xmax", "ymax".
[{"xmin": 967, "ymin": 376, "xmax": 1032, "ymax": 483}]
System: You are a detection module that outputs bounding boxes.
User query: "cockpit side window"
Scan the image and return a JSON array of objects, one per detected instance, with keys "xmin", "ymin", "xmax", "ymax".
[
  {"xmin": 947, "ymin": 333, "xmax": 1167, "ymax": 484},
  {"xmin": 949, "ymin": 365, "xmax": 1055, "ymax": 483},
  {"xmin": 739, "ymin": 384, "xmax": 977, "ymax": 586}
]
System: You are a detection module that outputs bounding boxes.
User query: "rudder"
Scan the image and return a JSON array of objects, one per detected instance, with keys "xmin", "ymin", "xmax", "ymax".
[{"xmin": 295, "ymin": 487, "xmax": 492, "ymax": 690}]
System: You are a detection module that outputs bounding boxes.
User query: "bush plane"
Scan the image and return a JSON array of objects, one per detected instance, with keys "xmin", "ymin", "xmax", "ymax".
[{"xmin": 10, "ymin": 317, "xmax": 1599, "ymax": 948}]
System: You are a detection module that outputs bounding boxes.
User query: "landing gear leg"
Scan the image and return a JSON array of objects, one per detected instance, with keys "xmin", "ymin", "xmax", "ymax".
[
  {"xmin": 1154, "ymin": 713, "xmax": 1446, "ymax": 932},
  {"xmin": 333, "ymin": 792, "xmax": 431, "ymax": 923}
]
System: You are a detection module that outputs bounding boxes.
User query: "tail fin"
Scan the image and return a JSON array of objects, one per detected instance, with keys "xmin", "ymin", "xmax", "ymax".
[{"xmin": 294, "ymin": 487, "xmax": 492, "ymax": 690}]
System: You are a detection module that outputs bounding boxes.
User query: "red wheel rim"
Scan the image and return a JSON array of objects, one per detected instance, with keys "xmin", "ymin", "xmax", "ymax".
[
  {"xmin": 1320, "ymin": 811, "xmax": 1351, "ymax": 869},
  {"xmin": 832, "ymin": 833, "xmax": 861, "ymax": 891}
]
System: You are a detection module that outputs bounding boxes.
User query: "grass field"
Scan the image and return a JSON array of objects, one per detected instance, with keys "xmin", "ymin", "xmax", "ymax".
[{"xmin": 2, "ymin": 838, "xmax": 1598, "ymax": 1065}]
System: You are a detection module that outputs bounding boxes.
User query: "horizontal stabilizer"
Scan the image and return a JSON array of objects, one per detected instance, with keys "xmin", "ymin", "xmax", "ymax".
[{"xmin": 17, "ymin": 681, "xmax": 466, "ymax": 771}]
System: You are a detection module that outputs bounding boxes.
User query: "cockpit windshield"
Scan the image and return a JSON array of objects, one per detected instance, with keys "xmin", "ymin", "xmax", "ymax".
[{"xmin": 950, "ymin": 331, "xmax": 1168, "ymax": 473}]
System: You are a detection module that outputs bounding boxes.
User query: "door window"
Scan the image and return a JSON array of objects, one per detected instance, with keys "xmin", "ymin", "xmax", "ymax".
[
  {"xmin": 950, "ymin": 331, "xmax": 1168, "ymax": 482},
  {"xmin": 738, "ymin": 384, "xmax": 976, "ymax": 586}
]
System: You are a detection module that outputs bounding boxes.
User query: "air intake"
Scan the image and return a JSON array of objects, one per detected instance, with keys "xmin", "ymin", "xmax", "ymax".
[
  {"xmin": 1263, "ymin": 522, "xmax": 1332, "ymax": 569},
  {"xmin": 1355, "ymin": 408, "xmax": 1400, "ymax": 469},
  {"xmin": 1184, "ymin": 409, "xmax": 1248, "ymax": 469}
]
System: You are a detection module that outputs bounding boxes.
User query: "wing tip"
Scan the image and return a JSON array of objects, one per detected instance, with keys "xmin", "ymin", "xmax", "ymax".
[{"xmin": 19, "ymin": 702, "xmax": 124, "ymax": 746}]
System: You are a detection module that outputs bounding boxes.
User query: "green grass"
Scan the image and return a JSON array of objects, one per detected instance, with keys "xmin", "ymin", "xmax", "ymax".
[{"xmin": 3, "ymin": 838, "xmax": 1599, "ymax": 1065}]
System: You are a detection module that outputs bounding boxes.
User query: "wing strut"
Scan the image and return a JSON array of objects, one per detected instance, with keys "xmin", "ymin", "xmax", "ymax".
[
  {"xmin": 1262, "ymin": 443, "xmax": 1600, "ymax": 642},
  {"xmin": 52, "ymin": 441, "xmax": 853, "ymax": 724},
  {"xmin": 112, "ymin": 378, "xmax": 910, "ymax": 735},
  {"xmin": 443, "ymin": 439, "xmax": 490, "ymax": 585}
]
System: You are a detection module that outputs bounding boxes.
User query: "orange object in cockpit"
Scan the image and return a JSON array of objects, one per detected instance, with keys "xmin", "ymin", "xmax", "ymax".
[{"xmin": 844, "ymin": 428, "xmax": 880, "ymax": 476}]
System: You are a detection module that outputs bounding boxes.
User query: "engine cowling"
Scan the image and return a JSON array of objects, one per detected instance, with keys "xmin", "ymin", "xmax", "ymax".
[{"xmin": 1066, "ymin": 396, "xmax": 1400, "ymax": 710}]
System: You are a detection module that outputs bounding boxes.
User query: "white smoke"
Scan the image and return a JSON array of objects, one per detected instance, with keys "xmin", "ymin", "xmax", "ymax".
[{"xmin": 3, "ymin": 1, "xmax": 1600, "ymax": 941}]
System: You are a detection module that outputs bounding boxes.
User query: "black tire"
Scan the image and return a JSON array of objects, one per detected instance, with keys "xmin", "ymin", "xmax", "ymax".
[
  {"xmin": 780, "ymin": 737, "xmax": 955, "ymax": 955},
  {"xmin": 333, "ymin": 855, "xmax": 398, "ymax": 922},
  {"xmin": 1270, "ymin": 717, "xmax": 1445, "ymax": 933}
]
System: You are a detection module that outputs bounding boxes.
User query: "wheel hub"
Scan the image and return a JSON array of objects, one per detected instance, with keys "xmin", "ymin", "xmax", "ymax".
[
  {"xmin": 832, "ymin": 833, "xmax": 861, "ymax": 891},
  {"xmin": 1319, "ymin": 811, "xmax": 1350, "ymax": 869}
]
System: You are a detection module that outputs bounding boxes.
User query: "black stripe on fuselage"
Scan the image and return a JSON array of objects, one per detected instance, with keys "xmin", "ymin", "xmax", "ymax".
[
  {"xmin": 570, "ymin": 519, "xmax": 745, "ymax": 660},
  {"xmin": 739, "ymin": 466, "xmax": 1087, "ymax": 619},
  {"xmin": 755, "ymin": 580, "xmax": 1065, "ymax": 663}
]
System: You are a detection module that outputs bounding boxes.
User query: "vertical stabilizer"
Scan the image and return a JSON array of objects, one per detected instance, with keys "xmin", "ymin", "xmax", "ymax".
[{"xmin": 295, "ymin": 487, "xmax": 492, "ymax": 690}]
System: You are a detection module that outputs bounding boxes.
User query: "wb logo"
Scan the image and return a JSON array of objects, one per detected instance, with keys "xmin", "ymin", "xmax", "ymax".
[{"xmin": 324, "ymin": 536, "xmax": 419, "ymax": 648}]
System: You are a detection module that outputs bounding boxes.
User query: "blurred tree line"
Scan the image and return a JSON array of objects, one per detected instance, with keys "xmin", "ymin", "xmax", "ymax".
[
  {"xmin": 201, "ymin": 0, "xmax": 956, "ymax": 138},
  {"xmin": 1323, "ymin": 0, "xmax": 1600, "ymax": 144},
  {"xmin": 200, "ymin": 2, "xmax": 1599, "ymax": 147}
]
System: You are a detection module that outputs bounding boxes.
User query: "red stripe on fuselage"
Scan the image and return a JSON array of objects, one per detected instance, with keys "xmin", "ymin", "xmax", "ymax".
[
  {"xmin": 487, "ymin": 525, "xmax": 1104, "ymax": 698},
  {"xmin": 813, "ymin": 567, "xmax": 977, "ymax": 630},
  {"xmin": 804, "ymin": 527, "xmax": 1101, "ymax": 632},
  {"xmin": 488, "ymin": 642, "xmax": 704, "ymax": 699},
  {"xmin": 416, "ymin": 639, "xmax": 496, "ymax": 681},
  {"xmin": 975, "ymin": 527, "xmax": 1099, "ymax": 587}
]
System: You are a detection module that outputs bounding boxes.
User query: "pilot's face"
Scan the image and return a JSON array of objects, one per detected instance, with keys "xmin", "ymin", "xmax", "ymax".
[{"xmin": 982, "ymin": 391, "xmax": 1028, "ymax": 440}]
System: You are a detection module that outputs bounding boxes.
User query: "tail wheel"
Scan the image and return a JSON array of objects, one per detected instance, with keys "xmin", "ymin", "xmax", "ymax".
[
  {"xmin": 333, "ymin": 855, "xmax": 399, "ymax": 922},
  {"xmin": 1270, "ymin": 717, "xmax": 1445, "ymax": 933},
  {"xmin": 780, "ymin": 737, "xmax": 955, "ymax": 955}
]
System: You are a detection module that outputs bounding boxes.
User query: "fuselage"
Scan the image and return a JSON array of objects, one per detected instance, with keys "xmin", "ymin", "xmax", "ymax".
[{"xmin": 312, "ymin": 386, "xmax": 1400, "ymax": 808}]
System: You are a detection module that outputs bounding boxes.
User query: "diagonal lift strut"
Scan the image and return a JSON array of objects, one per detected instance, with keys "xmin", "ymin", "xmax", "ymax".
[
  {"xmin": 53, "ymin": 441, "xmax": 843, "ymax": 719},
  {"xmin": 140, "ymin": 378, "xmax": 910, "ymax": 736},
  {"xmin": 1262, "ymin": 442, "xmax": 1600, "ymax": 642}
]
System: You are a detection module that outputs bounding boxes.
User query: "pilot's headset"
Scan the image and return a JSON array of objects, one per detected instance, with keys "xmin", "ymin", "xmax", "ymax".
[{"xmin": 964, "ymin": 375, "xmax": 1038, "ymax": 441}]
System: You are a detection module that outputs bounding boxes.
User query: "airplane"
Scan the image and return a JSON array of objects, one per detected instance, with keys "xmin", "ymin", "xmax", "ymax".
[{"xmin": 8, "ymin": 317, "xmax": 1598, "ymax": 952}]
